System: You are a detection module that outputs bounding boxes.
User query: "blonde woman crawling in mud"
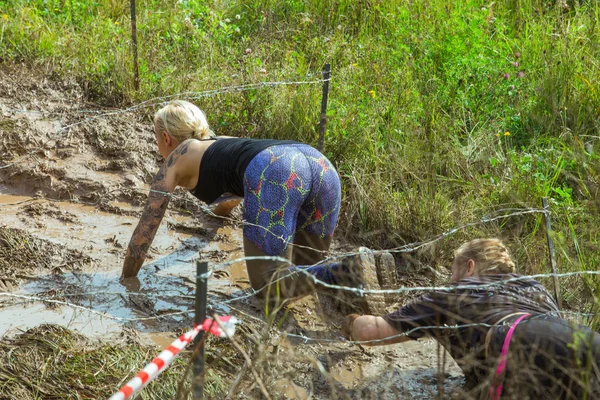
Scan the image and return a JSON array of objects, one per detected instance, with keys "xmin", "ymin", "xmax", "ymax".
[
  {"xmin": 344, "ymin": 238, "xmax": 600, "ymax": 399},
  {"xmin": 120, "ymin": 100, "xmax": 390, "ymax": 313}
]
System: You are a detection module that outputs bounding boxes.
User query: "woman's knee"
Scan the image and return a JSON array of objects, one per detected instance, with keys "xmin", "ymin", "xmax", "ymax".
[
  {"xmin": 245, "ymin": 255, "xmax": 284, "ymax": 290},
  {"xmin": 243, "ymin": 236, "xmax": 292, "ymax": 292}
]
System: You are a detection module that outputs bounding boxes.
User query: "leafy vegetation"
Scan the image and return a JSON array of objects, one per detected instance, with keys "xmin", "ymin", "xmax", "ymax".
[{"xmin": 1, "ymin": 0, "xmax": 600, "ymax": 308}]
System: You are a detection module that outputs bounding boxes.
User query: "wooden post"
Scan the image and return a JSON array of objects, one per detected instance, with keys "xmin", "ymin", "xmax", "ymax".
[
  {"xmin": 542, "ymin": 198, "xmax": 562, "ymax": 309},
  {"xmin": 317, "ymin": 63, "xmax": 331, "ymax": 151},
  {"xmin": 129, "ymin": 0, "xmax": 140, "ymax": 91},
  {"xmin": 192, "ymin": 261, "xmax": 208, "ymax": 399}
]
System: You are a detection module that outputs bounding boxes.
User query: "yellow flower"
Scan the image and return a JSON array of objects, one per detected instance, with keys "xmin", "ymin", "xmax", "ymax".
[
  {"xmin": 496, "ymin": 133, "xmax": 501, "ymax": 137},
  {"xmin": 2, "ymin": 14, "xmax": 8, "ymax": 20},
  {"xmin": 368, "ymin": 90, "xmax": 376, "ymax": 99},
  {"xmin": 352, "ymin": 63, "xmax": 358, "ymax": 67},
  {"xmin": 114, "ymin": 21, "xmax": 120, "ymax": 25},
  {"xmin": 504, "ymin": 131, "xmax": 511, "ymax": 136}
]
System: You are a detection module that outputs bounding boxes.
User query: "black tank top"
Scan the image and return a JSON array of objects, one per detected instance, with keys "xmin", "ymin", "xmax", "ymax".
[{"xmin": 191, "ymin": 138, "xmax": 298, "ymax": 204}]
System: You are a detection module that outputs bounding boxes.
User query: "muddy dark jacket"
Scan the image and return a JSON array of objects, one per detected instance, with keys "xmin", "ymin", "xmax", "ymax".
[{"xmin": 382, "ymin": 274, "xmax": 560, "ymax": 388}]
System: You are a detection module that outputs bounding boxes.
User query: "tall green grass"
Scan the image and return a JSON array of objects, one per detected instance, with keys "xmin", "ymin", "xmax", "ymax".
[{"xmin": 1, "ymin": 0, "xmax": 600, "ymax": 307}]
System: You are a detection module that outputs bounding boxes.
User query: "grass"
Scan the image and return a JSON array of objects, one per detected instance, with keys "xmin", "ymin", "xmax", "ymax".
[
  {"xmin": 0, "ymin": 316, "xmax": 362, "ymax": 399},
  {"xmin": 0, "ymin": 226, "xmax": 92, "ymax": 276},
  {"xmin": 0, "ymin": 0, "xmax": 600, "ymax": 307},
  {"xmin": 0, "ymin": 324, "xmax": 231, "ymax": 399}
]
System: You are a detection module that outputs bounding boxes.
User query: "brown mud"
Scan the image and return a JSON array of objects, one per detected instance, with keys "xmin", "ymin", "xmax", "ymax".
[{"xmin": 0, "ymin": 65, "xmax": 464, "ymax": 399}]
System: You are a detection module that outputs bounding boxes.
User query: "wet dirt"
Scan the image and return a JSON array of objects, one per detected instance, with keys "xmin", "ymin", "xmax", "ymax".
[{"xmin": 0, "ymin": 65, "xmax": 465, "ymax": 399}]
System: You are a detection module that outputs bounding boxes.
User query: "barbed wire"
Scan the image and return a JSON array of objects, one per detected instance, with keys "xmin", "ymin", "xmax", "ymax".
[
  {"xmin": 1, "ymin": 57, "xmax": 594, "ymax": 400},
  {"xmin": 7, "ymin": 266, "xmax": 597, "ymax": 312},
  {"xmin": 142, "ymin": 186, "xmax": 551, "ymax": 265},
  {"xmin": 198, "ymin": 266, "xmax": 600, "ymax": 313},
  {"xmin": 0, "ymin": 179, "xmax": 595, "ymax": 352},
  {"xmin": 1, "ymin": 72, "xmax": 327, "ymax": 116},
  {"xmin": 270, "ymin": 268, "xmax": 600, "ymax": 296},
  {"xmin": 197, "ymin": 206, "xmax": 550, "ymax": 276},
  {"xmin": 1, "ymin": 288, "xmax": 597, "ymax": 348},
  {"xmin": 0, "ymin": 75, "xmax": 330, "ymax": 170},
  {"xmin": 0, "ymin": 203, "xmax": 563, "ymax": 310}
]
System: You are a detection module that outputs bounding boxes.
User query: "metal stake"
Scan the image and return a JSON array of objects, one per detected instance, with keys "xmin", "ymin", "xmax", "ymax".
[
  {"xmin": 542, "ymin": 197, "xmax": 562, "ymax": 309},
  {"xmin": 317, "ymin": 63, "xmax": 331, "ymax": 151},
  {"xmin": 192, "ymin": 261, "xmax": 208, "ymax": 399},
  {"xmin": 129, "ymin": 0, "xmax": 140, "ymax": 91}
]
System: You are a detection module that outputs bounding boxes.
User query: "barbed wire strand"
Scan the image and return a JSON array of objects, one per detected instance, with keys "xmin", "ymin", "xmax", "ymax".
[
  {"xmin": 1, "ymin": 288, "xmax": 596, "ymax": 347},
  {"xmin": 0, "ymin": 208, "xmax": 561, "ymax": 312},
  {"xmin": 0, "ymin": 292, "xmax": 193, "ymax": 322},
  {"xmin": 143, "ymin": 186, "xmax": 551, "ymax": 265},
  {"xmin": 0, "ymin": 76, "xmax": 330, "ymax": 170}
]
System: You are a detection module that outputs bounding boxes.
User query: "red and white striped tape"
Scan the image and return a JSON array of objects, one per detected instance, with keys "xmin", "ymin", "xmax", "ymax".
[{"xmin": 108, "ymin": 315, "xmax": 239, "ymax": 400}]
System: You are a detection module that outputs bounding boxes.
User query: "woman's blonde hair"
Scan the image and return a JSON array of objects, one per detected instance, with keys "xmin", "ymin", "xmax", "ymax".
[
  {"xmin": 154, "ymin": 100, "xmax": 215, "ymax": 142},
  {"xmin": 454, "ymin": 238, "xmax": 515, "ymax": 275}
]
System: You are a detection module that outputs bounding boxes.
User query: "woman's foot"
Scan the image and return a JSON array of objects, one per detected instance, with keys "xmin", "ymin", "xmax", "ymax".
[
  {"xmin": 342, "ymin": 247, "xmax": 388, "ymax": 315},
  {"xmin": 375, "ymin": 251, "xmax": 397, "ymax": 304}
]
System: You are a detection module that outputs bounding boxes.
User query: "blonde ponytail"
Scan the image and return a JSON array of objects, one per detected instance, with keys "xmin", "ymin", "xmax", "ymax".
[
  {"xmin": 154, "ymin": 100, "xmax": 215, "ymax": 142},
  {"xmin": 454, "ymin": 238, "xmax": 516, "ymax": 275}
]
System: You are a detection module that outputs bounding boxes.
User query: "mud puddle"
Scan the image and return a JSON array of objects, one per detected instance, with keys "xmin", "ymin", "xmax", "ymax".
[
  {"xmin": 0, "ymin": 67, "xmax": 469, "ymax": 399},
  {"xmin": 0, "ymin": 190, "xmax": 185, "ymax": 269},
  {"xmin": 345, "ymin": 340, "xmax": 464, "ymax": 398},
  {"xmin": 0, "ymin": 189, "xmax": 247, "ymax": 339},
  {"xmin": 0, "ymin": 302, "xmax": 123, "ymax": 339}
]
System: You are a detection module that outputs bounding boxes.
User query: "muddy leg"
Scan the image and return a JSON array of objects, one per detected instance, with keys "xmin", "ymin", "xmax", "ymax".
[
  {"xmin": 291, "ymin": 231, "xmax": 350, "ymax": 319},
  {"xmin": 291, "ymin": 231, "xmax": 332, "ymax": 265},
  {"xmin": 243, "ymin": 237, "xmax": 320, "ymax": 304},
  {"xmin": 292, "ymin": 232, "xmax": 390, "ymax": 316}
]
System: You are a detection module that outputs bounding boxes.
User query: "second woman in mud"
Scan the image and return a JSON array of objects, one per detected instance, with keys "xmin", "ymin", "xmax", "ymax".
[
  {"xmin": 121, "ymin": 100, "xmax": 386, "ymax": 313},
  {"xmin": 344, "ymin": 238, "xmax": 600, "ymax": 399}
]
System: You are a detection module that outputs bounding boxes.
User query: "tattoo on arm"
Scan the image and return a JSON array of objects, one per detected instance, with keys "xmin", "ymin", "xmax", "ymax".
[
  {"xmin": 121, "ymin": 141, "xmax": 192, "ymax": 278},
  {"xmin": 121, "ymin": 164, "xmax": 171, "ymax": 278}
]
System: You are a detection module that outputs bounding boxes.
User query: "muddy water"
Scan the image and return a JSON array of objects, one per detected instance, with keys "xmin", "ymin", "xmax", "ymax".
[
  {"xmin": 0, "ymin": 178, "xmax": 464, "ymax": 399},
  {"xmin": 0, "ymin": 67, "xmax": 474, "ymax": 399},
  {"xmin": 346, "ymin": 340, "xmax": 465, "ymax": 398},
  {"xmin": 0, "ymin": 302, "xmax": 123, "ymax": 338},
  {"xmin": 0, "ymin": 189, "xmax": 247, "ymax": 339},
  {"xmin": 0, "ymin": 190, "xmax": 184, "ymax": 268}
]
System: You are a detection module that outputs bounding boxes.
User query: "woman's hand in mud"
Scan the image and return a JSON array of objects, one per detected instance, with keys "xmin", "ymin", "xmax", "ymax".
[
  {"xmin": 119, "ymin": 276, "xmax": 142, "ymax": 292},
  {"xmin": 342, "ymin": 313, "xmax": 361, "ymax": 341}
]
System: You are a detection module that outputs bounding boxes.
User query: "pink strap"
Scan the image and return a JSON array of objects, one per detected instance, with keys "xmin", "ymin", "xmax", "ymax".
[{"xmin": 488, "ymin": 313, "xmax": 530, "ymax": 400}]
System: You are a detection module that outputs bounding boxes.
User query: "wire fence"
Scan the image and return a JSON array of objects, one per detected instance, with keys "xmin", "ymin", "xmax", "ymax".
[
  {"xmin": 0, "ymin": 75, "xmax": 331, "ymax": 171},
  {"xmin": 2, "ymin": 68, "xmax": 600, "ymax": 399},
  {"xmin": 1, "ymin": 203, "xmax": 599, "ymax": 398}
]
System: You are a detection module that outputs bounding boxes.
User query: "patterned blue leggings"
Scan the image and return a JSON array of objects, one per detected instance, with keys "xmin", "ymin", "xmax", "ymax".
[{"xmin": 243, "ymin": 144, "xmax": 341, "ymax": 256}]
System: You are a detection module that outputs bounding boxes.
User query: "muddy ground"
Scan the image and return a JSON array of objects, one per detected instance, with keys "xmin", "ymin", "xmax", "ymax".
[{"xmin": 0, "ymin": 65, "xmax": 465, "ymax": 399}]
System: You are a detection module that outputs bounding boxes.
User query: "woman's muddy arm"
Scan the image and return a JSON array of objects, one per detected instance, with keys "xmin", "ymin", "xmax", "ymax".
[
  {"xmin": 349, "ymin": 315, "xmax": 411, "ymax": 346},
  {"xmin": 210, "ymin": 193, "xmax": 243, "ymax": 217},
  {"xmin": 121, "ymin": 164, "xmax": 171, "ymax": 278},
  {"xmin": 121, "ymin": 141, "xmax": 193, "ymax": 278}
]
